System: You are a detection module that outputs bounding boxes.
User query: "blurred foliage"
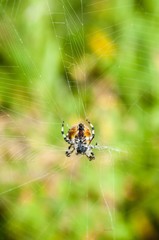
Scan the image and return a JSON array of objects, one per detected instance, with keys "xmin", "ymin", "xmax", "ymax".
[{"xmin": 0, "ymin": 0, "xmax": 159, "ymax": 239}]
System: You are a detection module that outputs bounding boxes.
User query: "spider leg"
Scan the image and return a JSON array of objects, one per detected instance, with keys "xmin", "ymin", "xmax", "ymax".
[
  {"xmin": 90, "ymin": 143, "xmax": 98, "ymax": 149},
  {"xmin": 61, "ymin": 121, "xmax": 71, "ymax": 144},
  {"xmin": 66, "ymin": 145, "xmax": 75, "ymax": 157},
  {"xmin": 85, "ymin": 146, "xmax": 95, "ymax": 161},
  {"xmin": 86, "ymin": 119, "xmax": 95, "ymax": 141},
  {"xmin": 85, "ymin": 150, "xmax": 95, "ymax": 161}
]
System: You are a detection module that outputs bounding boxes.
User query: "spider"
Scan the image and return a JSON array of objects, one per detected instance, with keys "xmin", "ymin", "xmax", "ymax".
[{"xmin": 61, "ymin": 119, "xmax": 97, "ymax": 161}]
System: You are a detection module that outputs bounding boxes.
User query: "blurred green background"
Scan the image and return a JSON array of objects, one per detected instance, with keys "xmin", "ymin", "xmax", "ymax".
[{"xmin": 0, "ymin": 0, "xmax": 159, "ymax": 239}]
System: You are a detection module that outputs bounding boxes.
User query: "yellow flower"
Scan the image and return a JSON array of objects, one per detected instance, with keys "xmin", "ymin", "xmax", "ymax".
[{"xmin": 89, "ymin": 31, "xmax": 116, "ymax": 59}]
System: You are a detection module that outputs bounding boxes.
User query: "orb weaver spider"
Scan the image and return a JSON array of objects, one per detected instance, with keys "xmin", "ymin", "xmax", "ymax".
[{"xmin": 61, "ymin": 119, "xmax": 97, "ymax": 161}]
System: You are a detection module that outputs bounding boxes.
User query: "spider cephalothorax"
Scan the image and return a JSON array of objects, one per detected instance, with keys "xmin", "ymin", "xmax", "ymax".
[{"xmin": 61, "ymin": 119, "xmax": 96, "ymax": 161}]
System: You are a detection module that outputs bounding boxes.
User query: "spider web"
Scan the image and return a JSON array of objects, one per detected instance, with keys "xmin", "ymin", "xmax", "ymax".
[{"xmin": 0, "ymin": 0, "xmax": 159, "ymax": 239}]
